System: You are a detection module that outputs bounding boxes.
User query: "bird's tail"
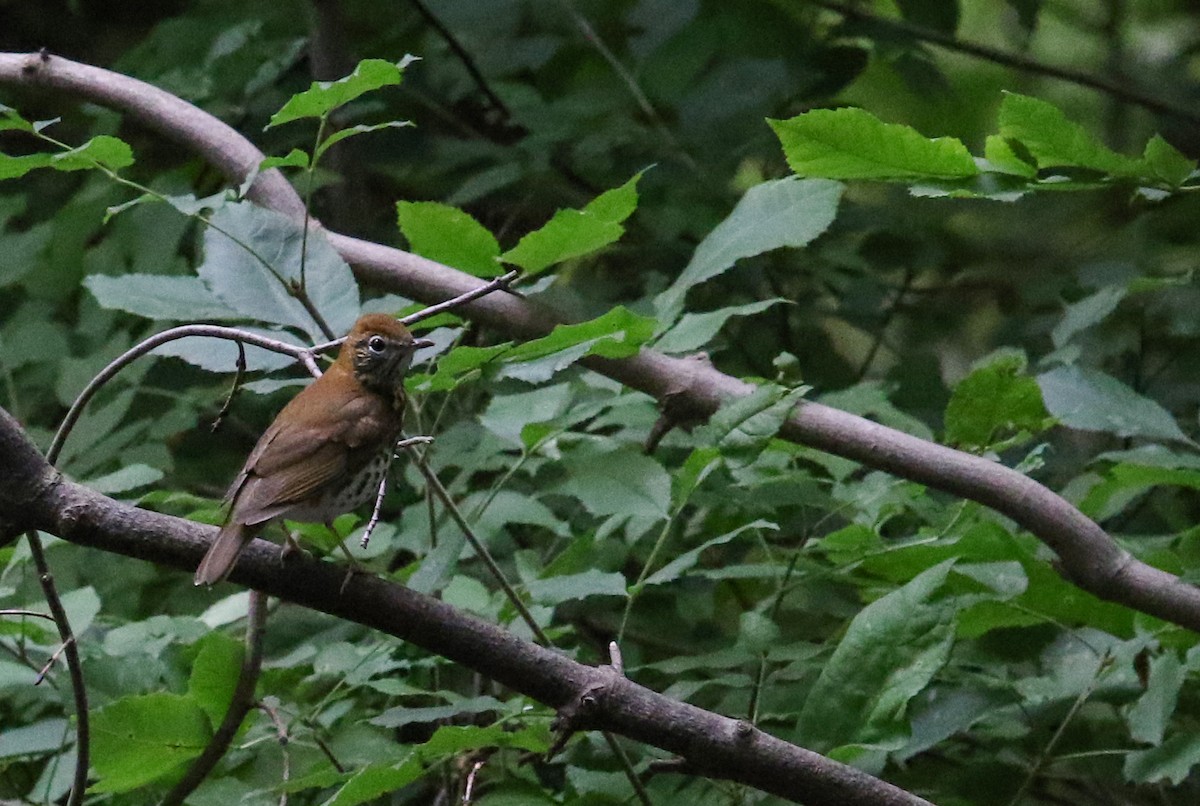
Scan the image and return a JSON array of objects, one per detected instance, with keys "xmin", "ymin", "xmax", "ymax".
[{"xmin": 194, "ymin": 521, "xmax": 255, "ymax": 586}]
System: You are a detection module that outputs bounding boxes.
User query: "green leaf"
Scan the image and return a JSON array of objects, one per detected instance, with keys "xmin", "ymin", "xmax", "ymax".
[
  {"xmin": 51, "ymin": 135, "xmax": 134, "ymax": 172},
  {"xmin": 91, "ymin": 693, "xmax": 210, "ymax": 792},
  {"xmin": 1081, "ymin": 464, "xmax": 1200, "ymax": 521},
  {"xmin": 769, "ymin": 109, "xmax": 977, "ymax": 180},
  {"xmin": 944, "ymin": 350, "xmax": 1049, "ymax": 448},
  {"xmin": 654, "ymin": 178, "xmax": 841, "ymax": 322},
  {"xmin": 644, "ymin": 520, "xmax": 776, "ymax": 586},
  {"xmin": 397, "ymin": 201, "xmax": 501, "ymax": 277},
  {"xmin": 506, "ymin": 306, "xmax": 655, "ymax": 363},
  {"xmin": 1124, "ymin": 731, "xmax": 1200, "ymax": 785},
  {"xmin": 199, "ymin": 201, "xmax": 360, "ymax": 341},
  {"xmin": 998, "ymin": 92, "xmax": 1140, "ymax": 175},
  {"xmin": 525, "ymin": 569, "xmax": 628, "ymax": 605},
  {"xmin": 656, "ymin": 298, "xmax": 787, "ymax": 354},
  {"xmin": 83, "ymin": 274, "xmax": 240, "ymax": 321},
  {"xmin": 1142, "ymin": 135, "xmax": 1196, "ymax": 187},
  {"xmin": 1127, "ymin": 651, "xmax": 1184, "ymax": 745},
  {"xmin": 1037, "ymin": 365, "xmax": 1191, "ymax": 444},
  {"xmin": 559, "ymin": 444, "xmax": 671, "ymax": 523},
  {"xmin": 323, "ymin": 758, "xmax": 423, "ymax": 806},
  {"xmin": 268, "ymin": 57, "xmax": 416, "ymax": 127},
  {"xmin": 188, "ymin": 631, "xmax": 245, "ymax": 727},
  {"xmin": 317, "ymin": 121, "xmax": 412, "ymax": 160},
  {"xmin": 698, "ymin": 384, "xmax": 807, "ymax": 467},
  {"xmin": 1051, "ymin": 286, "xmax": 1126, "ymax": 348},
  {"xmin": 83, "ymin": 463, "xmax": 164, "ymax": 495},
  {"xmin": 260, "ymin": 149, "xmax": 310, "ymax": 171},
  {"xmin": 500, "ymin": 172, "xmax": 643, "ymax": 275},
  {"xmin": 0, "ymin": 104, "xmax": 35, "ymax": 133},
  {"xmin": 418, "ymin": 723, "xmax": 547, "ymax": 757},
  {"xmin": 983, "ymin": 135, "xmax": 1037, "ymax": 178},
  {"xmin": 0, "ymin": 718, "xmax": 68, "ymax": 758},
  {"xmin": 0, "ymin": 152, "xmax": 51, "ymax": 180},
  {"xmin": 798, "ymin": 561, "xmax": 957, "ymax": 752},
  {"xmin": 370, "ymin": 696, "xmax": 508, "ymax": 729}
]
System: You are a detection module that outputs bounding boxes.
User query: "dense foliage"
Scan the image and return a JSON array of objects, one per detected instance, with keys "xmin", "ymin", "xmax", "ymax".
[{"xmin": 4, "ymin": 1, "xmax": 1200, "ymax": 804}]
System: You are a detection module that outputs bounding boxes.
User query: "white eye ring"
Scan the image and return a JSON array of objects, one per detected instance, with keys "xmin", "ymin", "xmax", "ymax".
[{"xmin": 367, "ymin": 335, "xmax": 387, "ymax": 353}]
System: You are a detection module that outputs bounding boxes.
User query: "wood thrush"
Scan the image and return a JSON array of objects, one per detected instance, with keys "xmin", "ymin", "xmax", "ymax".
[{"xmin": 194, "ymin": 314, "xmax": 433, "ymax": 586}]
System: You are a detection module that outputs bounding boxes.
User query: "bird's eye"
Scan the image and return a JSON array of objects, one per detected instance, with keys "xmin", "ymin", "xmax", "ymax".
[{"xmin": 367, "ymin": 335, "xmax": 387, "ymax": 354}]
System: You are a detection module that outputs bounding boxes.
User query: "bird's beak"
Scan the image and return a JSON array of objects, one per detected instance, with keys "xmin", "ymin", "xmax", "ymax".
[{"xmin": 412, "ymin": 338, "xmax": 435, "ymax": 350}]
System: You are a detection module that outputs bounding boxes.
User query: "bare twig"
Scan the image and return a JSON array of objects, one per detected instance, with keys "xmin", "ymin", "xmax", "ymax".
[
  {"xmin": 210, "ymin": 340, "xmax": 247, "ymax": 432},
  {"xmin": 258, "ymin": 698, "xmax": 292, "ymax": 806},
  {"xmin": 24, "ymin": 534, "xmax": 88, "ymax": 806},
  {"xmin": 407, "ymin": 0, "xmax": 511, "ymax": 119},
  {"xmin": 161, "ymin": 590, "xmax": 269, "ymax": 806},
  {"xmin": 807, "ymin": 0, "xmax": 1200, "ymax": 125},
  {"xmin": 0, "ymin": 608, "xmax": 55, "ymax": 620},
  {"xmin": 34, "ymin": 636, "xmax": 73, "ymax": 685}
]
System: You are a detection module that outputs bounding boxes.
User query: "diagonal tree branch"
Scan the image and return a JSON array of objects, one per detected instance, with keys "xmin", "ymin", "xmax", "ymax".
[
  {"xmin": 0, "ymin": 406, "xmax": 927, "ymax": 806},
  {"xmin": 0, "ymin": 50, "xmax": 1197, "ymax": 633}
]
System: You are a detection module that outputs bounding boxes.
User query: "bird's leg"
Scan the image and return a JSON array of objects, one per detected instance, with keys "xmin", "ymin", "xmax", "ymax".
[
  {"xmin": 328, "ymin": 522, "xmax": 372, "ymax": 594},
  {"xmin": 280, "ymin": 527, "xmax": 307, "ymax": 563}
]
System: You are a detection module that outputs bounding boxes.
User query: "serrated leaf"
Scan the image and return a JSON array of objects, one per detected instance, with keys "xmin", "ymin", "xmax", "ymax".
[
  {"xmin": 51, "ymin": 135, "xmax": 134, "ymax": 172},
  {"xmin": 500, "ymin": 172, "xmax": 643, "ymax": 275},
  {"xmin": 1124, "ymin": 731, "xmax": 1200, "ymax": 785},
  {"xmin": 944, "ymin": 350, "xmax": 1049, "ymax": 448},
  {"xmin": 770, "ymin": 109, "xmax": 977, "ymax": 180},
  {"xmin": 83, "ymin": 463, "xmax": 164, "ymax": 495},
  {"xmin": 655, "ymin": 178, "xmax": 841, "ymax": 322},
  {"xmin": 317, "ymin": 121, "xmax": 412, "ymax": 160},
  {"xmin": 91, "ymin": 693, "xmax": 210, "ymax": 792},
  {"xmin": 525, "ymin": 569, "xmax": 627, "ymax": 605},
  {"xmin": 1051, "ymin": 286, "xmax": 1126, "ymax": 348},
  {"xmin": 644, "ymin": 520, "xmax": 775, "ymax": 586},
  {"xmin": 1037, "ymin": 365, "xmax": 1190, "ymax": 444},
  {"xmin": 84, "ymin": 274, "xmax": 240, "ymax": 321},
  {"xmin": 370, "ymin": 696, "xmax": 508, "ymax": 729},
  {"xmin": 983, "ymin": 135, "xmax": 1037, "ymax": 178},
  {"xmin": 1127, "ymin": 651, "xmax": 1184, "ymax": 745},
  {"xmin": 559, "ymin": 444, "xmax": 670, "ymax": 522},
  {"xmin": 698, "ymin": 384, "xmax": 807, "ymax": 466},
  {"xmin": 656, "ymin": 298, "xmax": 787, "ymax": 353},
  {"xmin": 260, "ymin": 149, "xmax": 310, "ymax": 170},
  {"xmin": 188, "ymin": 632, "xmax": 245, "ymax": 727},
  {"xmin": 0, "ymin": 105, "xmax": 35, "ymax": 133},
  {"xmin": 397, "ymin": 201, "xmax": 501, "ymax": 277},
  {"xmin": 1142, "ymin": 135, "xmax": 1196, "ymax": 187},
  {"xmin": 199, "ymin": 202, "xmax": 360, "ymax": 341},
  {"xmin": 323, "ymin": 758, "xmax": 423, "ymax": 806},
  {"xmin": 0, "ymin": 152, "xmax": 53, "ymax": 180},
  {"xmin": 268, "ymin": 57, "xmax": 416, "ymax": 127},
  {"xmin": 998, "ymin": 92, "xmax": 1140, "ymax": 176},
  {"xmin": 798, "ymin": 561, "xmax": 957, "ymax": 752}
]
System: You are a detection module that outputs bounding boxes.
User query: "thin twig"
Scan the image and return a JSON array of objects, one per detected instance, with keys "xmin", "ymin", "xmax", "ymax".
[
  {"xmin": 34, "ymin": 636, "xmax": 73, "ymax": 685},
  {"xmin": 161, "ymin": 590, "xmax": 268, "ymax": 806},
  {"xmin": 405, "ymin": 448, "xmax": 550, "ymax": 646},
  {"xmin": 49, "ymin": 324, "xmax": 317, "ymax": 462},
  {"xmin": 24, "ymin": 534, "xmax": 88, "ymax": 806},
  {"xmin": 310, "ymin": 270, "xmax": 521, "ymax": 356},
  {"xmin": 210, "ymin": 341, "xmax": 247, "ymax": 432},
  {"xmin": 808, "ymin": 0, "xmax": 1200, "ymax": 125},
  {"xmin": 258, "ymin": 698, "xmax": 292, "ymax": 806},
  {"xmin": 0, "ymin": 608, "xmax": 55, "ymax": 620},
  {"xmin": 407, "ymin": 0, "xmax": 512, "ymax": 119}
]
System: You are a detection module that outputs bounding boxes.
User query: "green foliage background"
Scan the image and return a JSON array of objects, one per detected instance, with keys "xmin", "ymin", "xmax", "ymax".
[{"xmin": 4, "ymin": 1, "xmax": 1200, "ymax": 803}]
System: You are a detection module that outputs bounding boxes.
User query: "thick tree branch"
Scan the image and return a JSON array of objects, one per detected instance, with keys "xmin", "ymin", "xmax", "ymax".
[
  {"xmin": 1, "ymin": 51, "xmax": 1198, "ymax": 633},
  {"xmin": 0, "ymin": 407, "xmax": 926, "ymax": 806}
]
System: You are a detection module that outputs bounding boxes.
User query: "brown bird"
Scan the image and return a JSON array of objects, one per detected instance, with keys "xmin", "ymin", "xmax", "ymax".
[{"xmin": 194, "ymin": 314, "xmax": 432, "ymax": 586}]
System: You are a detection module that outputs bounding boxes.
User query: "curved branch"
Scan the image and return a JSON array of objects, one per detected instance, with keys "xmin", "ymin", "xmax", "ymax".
[
  {"xmin": 1, "ymin": 51, "xmax": 1198, "ymax": 633},
  {"xmin": 0, "ymin": 407, "xmax": 926, "ymax": 806}
]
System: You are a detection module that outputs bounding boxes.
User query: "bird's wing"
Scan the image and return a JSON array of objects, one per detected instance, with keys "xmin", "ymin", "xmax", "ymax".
[{"xmin": 224, "ymin": 384, "xmax": 397, "ymax": 526}]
